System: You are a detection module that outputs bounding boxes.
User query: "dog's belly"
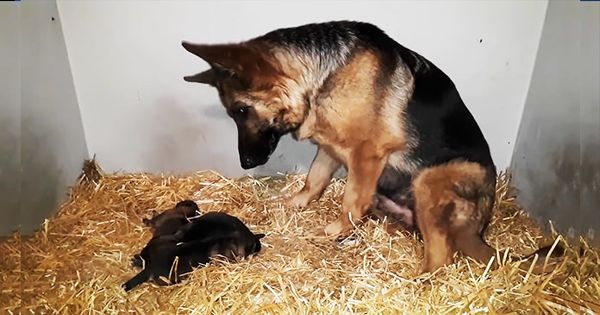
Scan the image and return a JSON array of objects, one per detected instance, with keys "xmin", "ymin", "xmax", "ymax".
[
  {"xmin": 377, "ymin": 151, "xmax": 420, "ymax": 197},
  {"xmin": 373, "ymin": 150, "xmax": 420, "ymax": 229},
  {"xmin": 374, "ymin": 194, "xmax": 414, "ymax": 225}
]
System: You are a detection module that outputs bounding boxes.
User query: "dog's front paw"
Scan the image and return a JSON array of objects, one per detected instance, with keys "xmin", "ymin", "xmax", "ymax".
[
  {"xmin": 286, "ymin": 192, "xmax": 311, "ymax": 208},
  {"xmin": 324, "ymin": 219, "xmax": 351, "ymax": 237}
]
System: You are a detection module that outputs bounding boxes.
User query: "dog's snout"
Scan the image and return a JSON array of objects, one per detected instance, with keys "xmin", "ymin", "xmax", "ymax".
[{"xmin": 241, "ymin": 157, "xmax": 255, "ymax": 169}]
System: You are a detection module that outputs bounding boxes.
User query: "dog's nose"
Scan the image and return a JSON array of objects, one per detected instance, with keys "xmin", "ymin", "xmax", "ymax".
[{"xmin": 241, "ymin": 157, "xmax": 255, "ymax": 169}]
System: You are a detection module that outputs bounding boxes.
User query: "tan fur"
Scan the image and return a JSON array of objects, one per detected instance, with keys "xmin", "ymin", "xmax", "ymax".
[
  {"xmin": 183, "ymin": 32, "xmax": 561, "ymax": 276},
  {"xmin": 284, "ymin": 51, "xmax": 413, "ymax": 235},
  {"xmin": 185, "ymin": 42, "xmax": 414, "ymax": 237},
  {"xmin": 183, "ymin": 41, "xmax": 504, "ymax": 269},
  {"xmin": 412, "ymin": 161, "xmax": 495, "ymax": 273}
]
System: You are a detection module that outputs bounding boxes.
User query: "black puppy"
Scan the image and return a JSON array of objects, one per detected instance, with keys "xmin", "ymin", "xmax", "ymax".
[
  {"xmin": 131, "ymin": 200, "xmax": 201, "ymax": 269},
  {"xmin": 123, "ymin": 212, "xmax": 265, "ymax": 292},
  {"xmin": 143, "ymin": 200, "xmax": 199, "ymax": 237}
]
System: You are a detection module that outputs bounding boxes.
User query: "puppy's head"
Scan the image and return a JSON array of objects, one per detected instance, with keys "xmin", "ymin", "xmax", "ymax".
[
  {"xmin": 251, "ymin": 233, "xmax": 266, "ymax": 254},
  {"xmin": 182, "ymin": 41, "xmax": 306, "ymax": 169},
  {"xmin": 142, "ymin": 210, "xmax": 159, "ymax": 228},
  {"xmin": 174, "ymin": 200, "xmax": 199, "ymax": 217}
]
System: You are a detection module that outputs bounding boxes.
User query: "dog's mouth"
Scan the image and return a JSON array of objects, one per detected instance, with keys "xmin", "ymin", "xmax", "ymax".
[
  {"xmin": 240, "ymin": 156, "xmax": 267, "ymax": 170},
  {"xmin": 238, "ymin": 129, "xmax": 282, "ymax": 169}
]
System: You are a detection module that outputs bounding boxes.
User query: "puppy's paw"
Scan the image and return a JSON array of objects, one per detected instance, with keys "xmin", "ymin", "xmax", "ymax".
[
  {"xmin": 122, "ymin": 282, "xmax": 132, "ymax": 292},
  {"xmin": 131, "ymin": 254, "xmax": 143, "ymax": 268}
]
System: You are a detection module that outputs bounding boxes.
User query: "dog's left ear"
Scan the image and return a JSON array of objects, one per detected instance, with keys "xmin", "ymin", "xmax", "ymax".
[{"xmin": 182, "ymin": 41, "xmax": 280, "ymax": 88}]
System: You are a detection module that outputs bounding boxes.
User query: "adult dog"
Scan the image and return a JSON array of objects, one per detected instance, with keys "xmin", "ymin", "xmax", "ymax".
[{"xmin": 183, "ymin": 21, "xmax": 558, "ymax": 273}]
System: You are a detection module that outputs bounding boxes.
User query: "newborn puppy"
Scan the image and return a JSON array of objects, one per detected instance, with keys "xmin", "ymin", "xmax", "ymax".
[
  {"xmin": 143, "ymin": 200, "xmax": 199, "ymax": 237},
  {"xmin": 173, "ymin": 212, "xmax": 262, "ymax": 243},
  {"xmin": 124, "ymin": 212, "xmax": 265, "ymax": 292},
  {"xmin": 132, "ymin": 200, "xmax": 200, "ymax": 269}
]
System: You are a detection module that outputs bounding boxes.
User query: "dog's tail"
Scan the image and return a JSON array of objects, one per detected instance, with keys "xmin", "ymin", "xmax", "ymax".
[
  {"xmin": 448, "ymin": 163, "xmax": 564, "ymax": 274},
  {"xmin": 457, "ymin": 229, "xmax": 565, "ymax": 274},
  {"xmin": 513, "ymin": 240, "xmax": 565, "ymax": 274}
]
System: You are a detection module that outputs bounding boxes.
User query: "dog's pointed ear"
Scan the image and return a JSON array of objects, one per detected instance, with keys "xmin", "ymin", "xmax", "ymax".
[
  {"xmin": 182, "ymin": 41, "xmax": 280, "ymax": 88},
  {"xmin": 182, "ymin": 41, "xmax": 249, "ymax": 73},
  {"xmin": 183, "ymin": 67, "xmax": 234, "ymax": 86}
]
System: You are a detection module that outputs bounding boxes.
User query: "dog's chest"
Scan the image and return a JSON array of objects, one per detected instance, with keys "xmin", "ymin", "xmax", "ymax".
[{"xmin": 387, "ymin": 151, "xmax": 421, "ymax": 175}]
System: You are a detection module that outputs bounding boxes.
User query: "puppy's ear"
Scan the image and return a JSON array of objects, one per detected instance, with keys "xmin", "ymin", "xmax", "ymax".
[{"xmin": 254, "ymin": 233, "xmax": 266, "ymax": 240}]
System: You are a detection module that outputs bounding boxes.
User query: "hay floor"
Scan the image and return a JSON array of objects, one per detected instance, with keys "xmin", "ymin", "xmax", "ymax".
[{"xmin": 1, "ymin": 167, "xmax": 599, "ymax": 314}]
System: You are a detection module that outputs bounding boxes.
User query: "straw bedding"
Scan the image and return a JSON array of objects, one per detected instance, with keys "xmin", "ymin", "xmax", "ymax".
[{"xmin": 1, "ymin": 161, "xmax": 599, "ymax": 314}]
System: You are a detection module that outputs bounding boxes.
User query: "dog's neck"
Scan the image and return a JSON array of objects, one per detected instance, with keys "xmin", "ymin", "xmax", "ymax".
[{"xmin": 273, "ymin": 46, "xmax": 352, "ymax": 140}]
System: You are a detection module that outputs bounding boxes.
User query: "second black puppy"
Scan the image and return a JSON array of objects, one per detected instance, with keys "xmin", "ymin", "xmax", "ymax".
[
  {"xmin": 123, "ymin": 212, "xmax": 265, "ymax": 292},
  {"xmin": 131, "ymin": 200, "xmax": 201, "ymax": 269},
  {"xmin": 143, "ymin": 200, "xmax": 199, "ymax": 237}
]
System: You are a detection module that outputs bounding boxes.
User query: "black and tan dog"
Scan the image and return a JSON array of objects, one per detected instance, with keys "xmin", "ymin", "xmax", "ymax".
[{"xmin": 182, "ymin": 21, "xmax": 560, "ymax": 273}]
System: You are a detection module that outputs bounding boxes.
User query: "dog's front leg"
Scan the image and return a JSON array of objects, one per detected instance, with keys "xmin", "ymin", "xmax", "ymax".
[
  {"xmin": 288, "ymin": 147, "xmax": 341, "ymax": 208},
  {"xmin": 323, "ymin": 146, "xmax": 388, "ymax": 236}
]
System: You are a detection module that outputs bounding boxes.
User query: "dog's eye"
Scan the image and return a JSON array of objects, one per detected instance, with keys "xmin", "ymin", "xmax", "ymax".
[{"xmin": 231, "ymin": 103, "xmax": 251, "ymax": 118}]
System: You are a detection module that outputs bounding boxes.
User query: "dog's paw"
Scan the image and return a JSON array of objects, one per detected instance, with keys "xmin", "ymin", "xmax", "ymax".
[
  {"xmin": 301, "ymin": 226, "xmax": 333, "ymax": 240},
  {"xmin": 285, "ymin": 192, "xmax": 312, "ymax": 209},
  {"xmin": 122, "ymin": 282, "xmax": 132, "ymax": 292},
  {"xmin": 324, "ymin": 219, "xmax": 350, "ymax": 237}
]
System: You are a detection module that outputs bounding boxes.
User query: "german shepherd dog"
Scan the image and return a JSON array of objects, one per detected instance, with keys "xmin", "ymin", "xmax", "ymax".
[{"xmin": 182, "ymin": 21, "xmax": 561, "ymax": 273}]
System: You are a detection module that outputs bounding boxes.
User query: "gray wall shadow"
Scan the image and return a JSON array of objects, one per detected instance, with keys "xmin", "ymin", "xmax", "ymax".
[
  {"xmin": 510, "ymin": 1, "xmax": 600, "ymax": 243},
  {"xmin": 9, "ymin": 1, "xmax": 90, "ymax": 236}
]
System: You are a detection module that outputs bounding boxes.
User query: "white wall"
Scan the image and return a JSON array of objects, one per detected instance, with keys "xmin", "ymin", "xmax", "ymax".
[{"xmin": 57, "ymin": 0, "xmax": 548, "ymax": 176}]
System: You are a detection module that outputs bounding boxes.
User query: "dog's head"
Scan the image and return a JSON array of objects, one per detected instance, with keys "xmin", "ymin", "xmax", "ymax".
[{"xmin": 182, "ymin": 41, "xmax": 306, "ymax": 169}]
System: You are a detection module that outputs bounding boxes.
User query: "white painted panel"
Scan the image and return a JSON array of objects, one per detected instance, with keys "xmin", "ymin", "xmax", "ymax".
[{"xmin": 57, "ymin": 0, "xmax": 548, "ymax": 175}]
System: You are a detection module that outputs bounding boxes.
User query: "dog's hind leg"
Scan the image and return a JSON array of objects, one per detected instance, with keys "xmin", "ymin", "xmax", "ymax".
[
  {"xmin": 412, "ymin": 161, "xmax": 495, "ymax": 273},
  {"xmin": 289, "ymin": 147, "xmax": 341, "ymax": 208}
]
